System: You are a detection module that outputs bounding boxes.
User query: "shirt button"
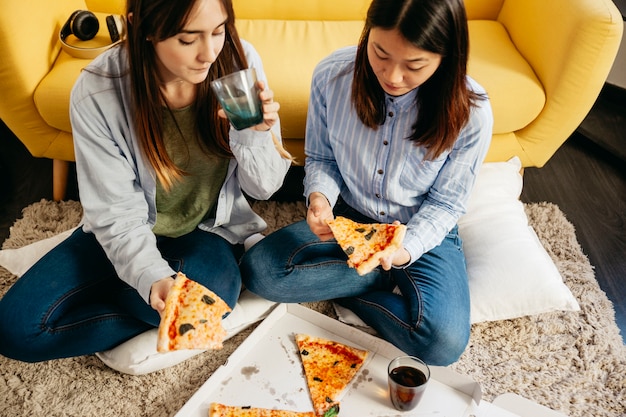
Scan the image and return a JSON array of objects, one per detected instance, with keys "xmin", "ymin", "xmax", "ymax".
[
  {"xmin": 375, "ymin": 193, "xmax": 381, "ymax": 198},
  {"xmin": 377, "ymin": 169, "xmax": 384, "ymax": 175},
  {"xmin": 380, "ymin": 211, "xmax": 386, "ymax": 216},
  {"xmin": 388, "ymin": 112, "xmax": 394, "ymax": 117},
  {"xmin": 383, "ymin": 140, "xmax": 389, "ymax": 146}
]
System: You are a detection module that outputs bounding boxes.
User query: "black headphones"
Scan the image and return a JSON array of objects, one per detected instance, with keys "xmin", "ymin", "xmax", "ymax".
[{"xmin": 59, "ymin": 10, "xmax": 126, "ymax": 59}]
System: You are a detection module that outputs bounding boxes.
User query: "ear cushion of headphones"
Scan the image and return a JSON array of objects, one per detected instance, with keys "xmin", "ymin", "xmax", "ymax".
[
  {"xmin": 71, "ymin": 10, "xmax": 100, "ymax": 41},
  {"xmin": 105, "ymin": 15, "xmax": 126, "ymax": 43}
]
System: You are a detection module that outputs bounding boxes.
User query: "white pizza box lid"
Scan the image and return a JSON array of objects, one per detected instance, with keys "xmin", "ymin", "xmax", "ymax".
[
  {"xmin": 478, "ymin": 393, "xmax": 569, "ymax": 417},
  {"xmin": 175, "ymin": 303, "xmax": 482, "ymax": 417}
]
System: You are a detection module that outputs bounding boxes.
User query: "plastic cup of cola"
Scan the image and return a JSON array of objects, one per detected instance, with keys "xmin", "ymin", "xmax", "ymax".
[
  {"xmin": 387, "ymin": 355, "xmax": 431, "ymax": 411},
  {"xmin": 210, "ymin": 68, "xmax": 263, "ymax": 130}
]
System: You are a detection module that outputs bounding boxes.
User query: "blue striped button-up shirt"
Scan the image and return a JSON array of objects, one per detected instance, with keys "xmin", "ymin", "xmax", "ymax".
[{"xmin": 304, "ymin": 46, "xmax": 493, "ymax": 264}]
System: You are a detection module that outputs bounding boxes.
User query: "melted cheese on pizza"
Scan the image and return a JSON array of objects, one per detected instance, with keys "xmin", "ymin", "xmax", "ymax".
[
  {"xmin": 157, "ymin": 273, "xmax": 231, "ymax": 352},
  {"xmin": 295, "ymin": 334, "xmax": 367, "ymax": 416},
  {"xmin": 326, "ymin": 216, "xmax": 406, "ymax": 274}
]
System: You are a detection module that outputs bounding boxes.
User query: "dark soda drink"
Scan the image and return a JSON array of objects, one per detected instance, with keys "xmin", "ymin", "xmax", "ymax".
[{"xmin": 388, "ymin": 365, "xmax": 428, "ymax": 410}]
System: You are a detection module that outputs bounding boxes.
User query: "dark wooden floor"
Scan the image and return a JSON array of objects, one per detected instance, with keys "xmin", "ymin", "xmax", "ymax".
[{"xmin": 1, "ymin": 87, "xmax": 625, "ymax": 342}]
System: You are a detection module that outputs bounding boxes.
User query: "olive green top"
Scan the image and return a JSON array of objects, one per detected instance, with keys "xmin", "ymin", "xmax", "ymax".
[{"xmin": 152, "ymin": 106, "xmax": 229, "ymax": 238}]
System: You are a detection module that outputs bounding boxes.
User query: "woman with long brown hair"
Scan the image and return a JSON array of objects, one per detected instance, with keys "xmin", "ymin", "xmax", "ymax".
[
  {"xmin": 241, "ymin": 0, "xmax": 493, "ymax": 366},
  {"xmin": 0, "ymin": 0, "xmax": 291, "ymax": 362}
]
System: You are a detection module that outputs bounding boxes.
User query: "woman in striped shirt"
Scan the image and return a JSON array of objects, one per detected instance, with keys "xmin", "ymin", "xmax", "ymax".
[{"xmin": 241, "ymin": 0, "xmax": 493, "ymax": 366}]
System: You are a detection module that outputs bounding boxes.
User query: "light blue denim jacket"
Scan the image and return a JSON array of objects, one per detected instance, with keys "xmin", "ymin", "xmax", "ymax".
[{"xmin": 69, "ymin": 40, "xmax": 291, "ymax": 303}]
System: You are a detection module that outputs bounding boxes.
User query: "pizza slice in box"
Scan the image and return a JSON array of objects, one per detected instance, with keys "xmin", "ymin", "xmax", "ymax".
[
  {"xmin": 326, "ymin": 216, "xmax": 407, "ymax": 275},
  {"xmin": 209, "ymin": 403, "xmax": 316, "ymax": 416},
  {"xmin": 157, "ymin": 272, "xmax": 232, "ymax": 352},
  {"xmin": 295, "ymin": 334, "xmax": 368, "ymax": 417}
]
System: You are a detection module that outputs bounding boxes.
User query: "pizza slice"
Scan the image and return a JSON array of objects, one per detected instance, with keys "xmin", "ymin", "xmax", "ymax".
[
  {"xmin": 157, "ymin": 272, "xmax": 232, "ymax": 352},
  {"xmin": 326, "ymin": 216, "xmax": 407, "ymax": 275},
  {"xmin": 295, "ymin": 334, "xmax": 368, "ymax": 417},
  {"xmin": 209, "ymin": 403, "xmax": 316, "ymax": 416}
]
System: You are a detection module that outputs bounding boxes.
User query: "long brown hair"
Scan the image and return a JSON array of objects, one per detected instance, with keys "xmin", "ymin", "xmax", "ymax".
[
  {"xmin": 125, "ymin": 0, "xmax": 247, "ymax": 189},
  {"xmin": 352, "ymin": 0, "xmax": 485, "ymax": 160}
]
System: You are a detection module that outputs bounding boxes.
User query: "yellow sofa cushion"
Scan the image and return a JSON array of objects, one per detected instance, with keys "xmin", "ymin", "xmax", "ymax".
[
  {"xmin": 233, "ymin": 0, "xmax": 369, "ymax": 20},
  {"xmin": 467, "ymin": 20, "xmax": 545, "ymax": 134},
  {"xmin": 34, "ymin": 12, "xmax": 122, "ymax": 133},
  {"xmin": 236, "ymin": 19, "xmax": 364, "ymax": 140},
  {"xmin": 34, "ymin": 52, "xmax": 88, "ymax": 133}
]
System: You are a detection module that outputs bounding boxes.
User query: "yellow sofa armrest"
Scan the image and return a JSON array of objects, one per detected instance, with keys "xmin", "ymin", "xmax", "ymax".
[
  {"xmin": 0, "ymin": 0, "xmax": 86, "ymax": 160},
  {"xmin": 498, "ymin": 0, "xmax": 623, "ymax": 167}
]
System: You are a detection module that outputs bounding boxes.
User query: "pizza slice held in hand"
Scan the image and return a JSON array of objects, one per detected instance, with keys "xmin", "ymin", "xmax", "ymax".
[
  {"xmin": 156, "ymin": 272, "xmax": 232, "ymax": 353},
  {"xmin": 326, "ymin": 216, "xmax": 407, "ymax": 275},
  {"xmin": 295, "ymin": 334, "xmax": 368, "ymax": 417}
]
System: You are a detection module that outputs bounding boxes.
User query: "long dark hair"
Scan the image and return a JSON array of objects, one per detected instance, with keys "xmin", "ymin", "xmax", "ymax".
[
  {"xmin": 352, "ymin": 0, "xmax": 484, "ymax": 159},
  {"xmin": 126, "ymin": 0, "xmax": 247, "ymax": 189}
]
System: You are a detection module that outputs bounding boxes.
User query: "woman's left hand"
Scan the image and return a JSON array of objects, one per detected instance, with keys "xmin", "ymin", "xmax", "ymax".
[
  {"xmin": 216, "ymin": 80, "xmax": 280, "ymax": 132},
  {"xmin": 379, "ymin": 247, "xmax": 411, "ymax": 270},
  {"xmin": 149, "ymin": 276, "xmax": 176, "ymax": 317}
]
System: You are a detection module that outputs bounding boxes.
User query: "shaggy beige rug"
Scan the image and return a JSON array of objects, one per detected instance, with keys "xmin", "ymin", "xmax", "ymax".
[{"xmin": 1, "ymin": 199, "xmax": 625, "ymax": 417}]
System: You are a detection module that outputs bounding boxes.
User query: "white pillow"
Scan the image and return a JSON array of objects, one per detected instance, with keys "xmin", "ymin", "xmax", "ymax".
[
  {"xmin": 459, "ymin": 156, "xmax": 579, "ymax": 323},
  {"xmin": 335, "ymin": 157, "xmax": 579, "ymax": 327},
  {"xmin": 0, "ymin": 227, "xmax": 77, "ymax": 276},
  {"xmin": 95, "ymin": 289, "xmax": 277, "ymax": 375}
]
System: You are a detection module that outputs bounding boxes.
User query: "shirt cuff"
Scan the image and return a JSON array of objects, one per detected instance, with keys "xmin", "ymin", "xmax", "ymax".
[{"xmin": 402, "ymin": 230, "xmax": 425, "ymax": 266}]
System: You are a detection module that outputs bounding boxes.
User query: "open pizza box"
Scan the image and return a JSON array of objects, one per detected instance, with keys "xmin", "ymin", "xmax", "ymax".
[{"xmin": 175, "ymin": 303, "xmax": 482, "ymax": 417}]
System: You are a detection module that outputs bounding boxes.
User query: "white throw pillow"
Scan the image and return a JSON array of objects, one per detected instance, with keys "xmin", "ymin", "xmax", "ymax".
[
  {"xmin": 0, "ymin": 227, "xmax": 77, "ymax": 276},
  {"xmin": 459, "ymin": 156, "xmax": 579, "ymax": 323},
  {"xmin": 95, "ymin": 289, "xmax": 277, "ymax": 375}
]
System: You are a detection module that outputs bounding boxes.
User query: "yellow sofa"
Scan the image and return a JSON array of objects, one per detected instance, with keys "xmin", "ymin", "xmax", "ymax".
[{"xmin": 0, "ymin": 0, "xmax": 622, "ymax": 200}]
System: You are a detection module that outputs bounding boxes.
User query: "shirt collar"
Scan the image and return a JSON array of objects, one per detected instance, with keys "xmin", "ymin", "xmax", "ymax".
[{"xmin": 385, "ymin": 87, "xmax": 419, "ymax": 110}]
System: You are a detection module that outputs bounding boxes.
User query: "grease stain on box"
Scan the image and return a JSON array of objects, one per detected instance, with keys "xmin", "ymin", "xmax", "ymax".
[
  {"xmin": 352, "ymin": 368, "xmax": 372, "ymax": 389},
  {"xmin": 241, "ymin": 365, "xmax": 260, "ymax": 379}
]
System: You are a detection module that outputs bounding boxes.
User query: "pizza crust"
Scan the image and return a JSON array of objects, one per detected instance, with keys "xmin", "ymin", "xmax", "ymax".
[{"xmin": 209, "ymin": 402, "xmax": 316, "ymax": 416}]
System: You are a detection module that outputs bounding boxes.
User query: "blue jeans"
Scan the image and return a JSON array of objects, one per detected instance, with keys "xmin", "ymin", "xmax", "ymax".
[
  {"xmin": 240, "ymin": 207, "xmax": 470, "ymax": 366},
  {"xmin": 0, "ymin": 227, "xmax": 243, "ymax": 362}
]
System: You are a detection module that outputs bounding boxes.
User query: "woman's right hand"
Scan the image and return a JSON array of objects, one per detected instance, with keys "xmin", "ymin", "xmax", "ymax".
[
  {"xmin": 149, "ymin": 276, "xmax": 176, "ymax": 317},
  {"xmin": 307, "ymin": 192, "xmax": 334, "ymax": 241}
]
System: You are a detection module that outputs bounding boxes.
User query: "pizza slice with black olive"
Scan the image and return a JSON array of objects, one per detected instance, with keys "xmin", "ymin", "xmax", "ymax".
[
  {"xmin": 295, "ymin": 334, "xmax": 368, "ymax": 417},
  {"xmin": 156, "ymin": 272, "xmax": 231, "ymax": 352},
  {"xmin": 326, "ymin": 216, "xmax": 406, "ymax": 276}
]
